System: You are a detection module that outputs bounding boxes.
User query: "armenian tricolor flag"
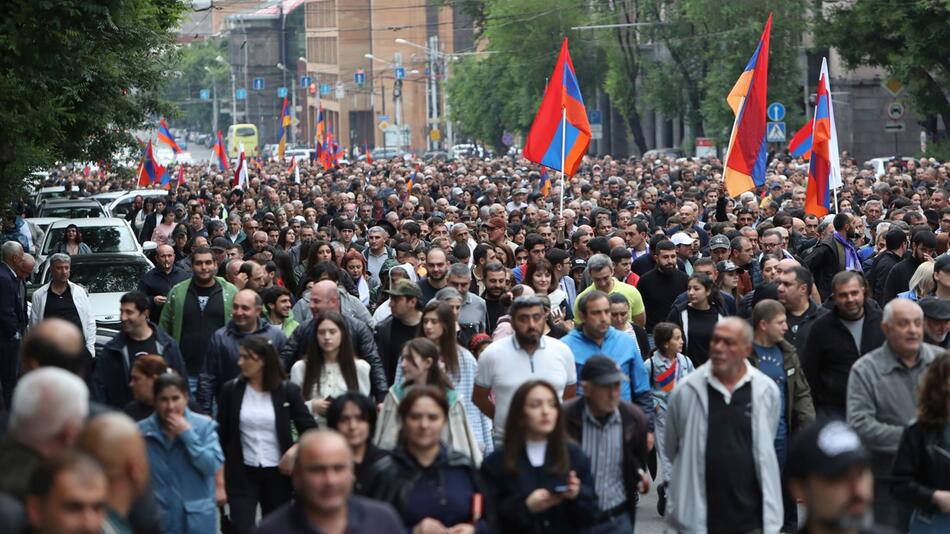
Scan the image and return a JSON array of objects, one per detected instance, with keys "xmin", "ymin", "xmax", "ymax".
[
  {"xmin": 277, "ymin": 96, "xmax": 290, "ymax": 160},
  {"xmin": 655, "ymin": 359, "xmax": 678, "ymax": 393},
  {"xmin": 137, "ymin": 140, "xmax": 167, "ymax": 187},
  {"xmin": 539, "ymin": 168, "xmax": 551, "ymax": 197},
  {"xmin": 157, "ymin": 119, "xmax": 183, "ymax": 154},
  {"xmin": 790, "ymin": 58, "xmax": 841, "ymax": 193},
  {"xmin": 523, "ymin": 38, "xmax": 590, "ymax": 178},
  {"xmin": 805, "ymin": 72, "xmax": 833, "ymax": 217},
  {"xmin": 213, "ymin": 130, "xmax": 229, "ymax": 172},
  {"xmin": 723, "ymin": 15, "xmax": 772, "ymax": 198}
]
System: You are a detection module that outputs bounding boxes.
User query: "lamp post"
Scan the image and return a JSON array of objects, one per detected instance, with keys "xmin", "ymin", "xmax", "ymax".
[
  {"xmin": 276, "ymin": 62, "xmax": 297, "ymax": 145},
  {"xmin": 215, "ymin": 55, "xmax": 236, "ymax": 127}
]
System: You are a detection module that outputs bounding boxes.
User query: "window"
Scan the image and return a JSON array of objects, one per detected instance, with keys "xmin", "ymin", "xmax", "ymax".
[
  {"xmin": 306, "ymin": 0, "xmax": 336, "ymax": 28},
  {"xmin": 307, "ymin": 36, "xmax": 337, "ymax": 65}
]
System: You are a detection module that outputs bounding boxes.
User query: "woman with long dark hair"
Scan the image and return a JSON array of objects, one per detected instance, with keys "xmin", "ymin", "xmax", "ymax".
[
  {"xmin": 326, "ymin": 393, "xmax": 387, "ymax": 495},
  {"xmin": 53, "ymin": 223, "xmax": 93, "ymax": 255},
  {"xmin": 396, "ymin": 301, "xmax": 493, "ymax": 453},
  {"xmin": 151, "ymin": 207, "xmax": 178, "ymax": 246},
  {"xmin": 480, "ymin": 380, "xmax": 597, "ymax": 533},
  {"xmin": 289, "ymin": 310, "xmax": 370, "ymax": 425},
  {"xmin": 217, "ymin": 335, "xmax": 317, "ymax": 533},
  {"xmin": 665, "ymin": 273, "xmax": 726, "ymax": 366},
  {"xmin": 892, "ymin": 351, "xmax": 950, "ymax": 531},
  {"xmin": 375, "ymin": 338, "xmax": 482, "ymax": 463},
  {"xmin": 367, "ymin": 386, "xmax": 488, "ymax": 532},
  {"xmin": 342, "ymin": 249, "xmax": 380, "ymax": 310}
]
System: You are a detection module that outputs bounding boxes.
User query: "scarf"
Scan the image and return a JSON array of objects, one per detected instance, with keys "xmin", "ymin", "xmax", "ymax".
[{"xmin": 834, "ymin": 231, "xmax": 863, "ymax": 272}]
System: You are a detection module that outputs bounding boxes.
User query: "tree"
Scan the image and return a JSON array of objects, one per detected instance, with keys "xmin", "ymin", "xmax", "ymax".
[
  {"xmin": 447, "ymin": 0, "xmax": 604, "ymax": 151},
  {"xmin": 640, "ymin": 0, "xmax": 807, "ymax": 144},
  {"xmin": 598, "ymin": 0, "xmax": 650, "ymax": 154},
  {"xmin": 163, "ymin": 39, "xmax": 230, "ymax": 135},
  {"xmin": 0, "ymin": 0, "xmax": 185, "ymax": 203},
  {"xmin": 820, "ymin": 0, "xmax": 950, "ymax": 139}
]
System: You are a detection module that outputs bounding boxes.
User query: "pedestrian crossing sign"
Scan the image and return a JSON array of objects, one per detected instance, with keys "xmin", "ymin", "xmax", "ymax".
[{"xmin": 766, "ymin": 121, "xmax": 786, "ymax": 142}]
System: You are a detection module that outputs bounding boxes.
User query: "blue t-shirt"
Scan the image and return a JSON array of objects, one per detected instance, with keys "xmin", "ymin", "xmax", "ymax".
[{"xmin": 753, "ymin": 343, "xmax": 788, "ymax": 466}]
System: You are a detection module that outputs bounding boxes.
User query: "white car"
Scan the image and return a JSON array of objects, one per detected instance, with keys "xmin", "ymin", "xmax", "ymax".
[
  {"xmin": 106, "ymin": 190, "xmax": 170, "ymax": 220},
  {"xmin": 34, "ymin": 217, "xmax": 155, "ymax": 271},
  {"xmin": 23, "ymin": 217, "xmax": 65, "ymax": 250},
  {"xmin": 866, "ymin": 156, "xmax": 917, "ymax": 178}
]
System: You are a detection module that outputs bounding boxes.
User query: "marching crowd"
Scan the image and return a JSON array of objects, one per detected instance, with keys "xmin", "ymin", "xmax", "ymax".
[{"xmin": 2, "ymin": 149, "xmax": 950, "ymax": 533}]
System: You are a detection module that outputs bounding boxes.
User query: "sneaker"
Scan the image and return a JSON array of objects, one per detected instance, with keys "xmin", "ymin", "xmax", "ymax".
[{"xmin": 656, "ymin": 482, "xmax": 667, "ymax": 516}]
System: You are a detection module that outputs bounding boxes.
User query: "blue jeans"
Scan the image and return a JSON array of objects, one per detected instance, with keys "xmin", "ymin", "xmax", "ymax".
[{"xmin": 587, "ymin": 511, "xmax": 633, "ymax": 534}]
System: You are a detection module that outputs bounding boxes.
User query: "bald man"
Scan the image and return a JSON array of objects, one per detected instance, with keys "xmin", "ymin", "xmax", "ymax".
[
  {"xmin": 19, "ymin": 318, "xmax": 87, "ymax": 376},
  {"xmin": 280, "ymin": 281, "xmax": 388, "ymax": 402},
  {"xmin": 254, "ymin": 430, "xmax": 402, "ymax": 533},
  {"xmin": 78, "ymin": 413, "xmax": 149, "ymax": 532},
  {"xmin": 137, "ymin": 243, "xmax": 189, "ymax": 320},
  {"xmin": 196, "ymin": 289, "xmax": 286, "ymax": 413}
]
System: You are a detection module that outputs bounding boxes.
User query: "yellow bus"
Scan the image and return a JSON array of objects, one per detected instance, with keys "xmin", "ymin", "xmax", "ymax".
[{"xmin": 227, "ymin": 124, "xmax": 260, "ymax": 158}]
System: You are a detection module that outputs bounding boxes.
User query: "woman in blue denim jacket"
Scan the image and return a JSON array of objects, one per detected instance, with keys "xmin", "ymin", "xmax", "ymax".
[{"xmin": 138, "ymin": 372, "xmax": 224, "ymax": 534}]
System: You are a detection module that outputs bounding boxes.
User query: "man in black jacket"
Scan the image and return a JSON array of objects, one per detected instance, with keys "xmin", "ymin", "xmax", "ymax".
[
  {"xmin": 801, "ymin": 271, "xmax": 885, "ymax": 421},
  {"xmin": 564, "ymin": 356, "xmax": 650, "ymax": 530},
  {"xmin": 805, "ymin": 213, "xmax": 862, "ymax": 300},
  {"xmin": 867, "ymin": 229, "xmax": 907, "ymax": 304},
  {"xmin": 137, "ymin": 244, "xmax": 189, "ymax": 319},
  {"xmin": 0, "ymin": 240, "xmax": 25, "ymax": 407},
  {"xmin": 280, "ymin": 280, "xmax": 388, "ymax": 402},
  {"xmin": 94, "ymin": 291, "xmax": 187, "ymax": 409},
  {"xmin": 882, "ymin": 228, "xmax": 936, "ymax": 303},
  {"xmin": 373, "ymin": 280, "xmax": 422, "ymax": 385}
]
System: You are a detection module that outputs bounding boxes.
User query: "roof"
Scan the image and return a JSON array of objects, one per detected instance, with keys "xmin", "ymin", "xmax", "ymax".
[
  {"xmin": 65, "ymin": 253, "xmax": 151, "ymax": 264},
  {"xmin": 47, "ymin": 217, "xmax": 130, "ymax": 228},
  {"xmin": 40, "ymin": 198, "xmax": 101, "ymax": 206},
  {"xmin": 230, "ymin": 0, "xmax": 306, "ymax": 21}
]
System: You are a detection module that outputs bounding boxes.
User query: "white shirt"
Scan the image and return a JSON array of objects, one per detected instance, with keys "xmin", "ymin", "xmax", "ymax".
[
  {"xmin": 289, "ymin": 360, "xmax": 371, "ymax": 425},
  {"xmin": 239, "ymin": 387, "xmax": 281, "ymax": 467},
  {"xmin": 526, "ymin": 440, "xmax": 548, "ymax": 467},
  {"xmin": 475, "ymin": 335, "xmax": 576, "ymax": 438}
]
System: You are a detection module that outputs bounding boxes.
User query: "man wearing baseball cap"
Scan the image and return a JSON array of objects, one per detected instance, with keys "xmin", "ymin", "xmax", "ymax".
[
  {"xmin": 563, "ymin": 355, "xmax": 650, "ymax": 532},
  {"xmin": 671, "ymin": 232, "xmax": 695, "ymax": 275},
  {"xmin": 786, "ymin": 420, "xmax": 882, "ymax": 534},
  {"xmin": 374, "ymin": 279, "xmax": 423, "ymax": 385},
  {"xmin": 919, "ymin": 296, "xmax": 950, "ymax": 349},
  {"xmin": 708, "ymin": 234, "xmax": 731, "ymax": 264}
]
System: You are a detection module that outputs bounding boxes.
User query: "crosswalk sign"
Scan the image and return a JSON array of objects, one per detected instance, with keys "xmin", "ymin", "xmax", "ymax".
[{"xmin": 766, "ymin": 121, "xmax": 786, "ymax": 142}]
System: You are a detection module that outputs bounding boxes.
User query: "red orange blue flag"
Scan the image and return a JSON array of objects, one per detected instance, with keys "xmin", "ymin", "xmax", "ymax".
[
  {"xmin": 788, "ymin": 121, "xmax": 813, "ymax": 159},
  {"xmin": 539, "ymin": 168, "xmax": 551, "ymax": 197},
  {"xmin": 723, "ymin": 15, "xmax": 772, "ymax": 198},
  {"xmin": 137, "ymin": 140, "xmax": 166, "ymax": 187},
  {"xmin": 277, "ymin": 96, "xmax": 290, "ymax": 160},
  {"xmin": 175, "ymin": 164, "xmax": 186, "ymax": 189},
  {"xmin": 157, "ymin": 119, "xmax": 183, "ymax": 154},
  {"xmin": 213, "ymin": 130, "xmax": 229, "ymax": 172},
  {"xmin": 522, "ymin": 37, "xmax": 590, "ymax": 178},
  {"xmin": 806, "ymin": 72, "xmax": 832, "ymax": 217},
  {"xmin": 788, "ymin": 58, "xmax": 841, "ymax": 190}
]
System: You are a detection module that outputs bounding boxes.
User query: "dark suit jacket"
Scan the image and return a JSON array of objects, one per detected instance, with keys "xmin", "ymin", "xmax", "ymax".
[
  {"xmin": 0, "ymin": 265, "xmax": 23, "ymax": 339},
  {"xmin": 216, "ymin": 378, "xmax": 317, "ymax": 497}
]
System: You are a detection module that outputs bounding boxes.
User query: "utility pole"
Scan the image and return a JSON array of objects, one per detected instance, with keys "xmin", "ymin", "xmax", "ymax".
[
  {"xmin": 230, "ymin": 72, "xmax": 238, "ymax": 124},
  {"xmin": 211, "ymin": 81, "xmax": 219, "ymax": 134}
]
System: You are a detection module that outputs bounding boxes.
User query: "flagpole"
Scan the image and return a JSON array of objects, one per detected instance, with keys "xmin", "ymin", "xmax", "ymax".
[{"xmin": 560, "ymin": 106, "xmax": 567, "ymax": 217}]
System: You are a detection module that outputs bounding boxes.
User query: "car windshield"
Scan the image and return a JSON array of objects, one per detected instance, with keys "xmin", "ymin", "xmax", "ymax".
[
  {"xmin": 52, "ymin": 261, "xmax": 148, "ymax": 293},
  {"xmin": 235, "ymin": 127, "xmax": 255, "ymax": 136},
  {"xmin": 40, "ymin": 206, "xmax": 104, "ymax": 218},
  {"xmin": 42, "ymin": 225, "xmax": 137, "ymax": 255}
]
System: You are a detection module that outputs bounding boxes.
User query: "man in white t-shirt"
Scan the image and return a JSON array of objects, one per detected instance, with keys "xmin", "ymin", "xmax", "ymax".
[{"xmin": 473, "ymin": 295, "xmax": 577, "ymax": 443}]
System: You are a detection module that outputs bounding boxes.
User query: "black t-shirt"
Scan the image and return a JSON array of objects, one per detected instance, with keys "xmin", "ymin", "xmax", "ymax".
[
  {"xmin": 417, "ymin": 278, "xmax": 445, "ymax": 306},
  {"xmin": 44, "ymin": 285, "xmax": 83, "ymax": 336},
  {"xmin": 179, "ymin": 282, "xmax": 225, "ymax": 375},
  {"xmin": 126, "ymin": 330, "xmax": 159, "ymax": 361},
  {"xmin": 706, "ymin": 382, "xmax": 762, "ymax": 534},
  {"xmin": 684, "ymin": 306, "xmax": 720, "ymax": 367},
  {"xmin": 485, "ymin": 298, "xmax": 505, "ymax": 336},
  {"xmin": 385, "ymin": 317, "xmax": 419, "ymax": 384}
]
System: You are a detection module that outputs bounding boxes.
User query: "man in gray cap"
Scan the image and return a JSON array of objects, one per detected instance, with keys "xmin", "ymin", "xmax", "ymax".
[
  {"xmin": 506, "ymin": 188, "xmax": 529, "ymax": 213},
  {"xmin": 708, "ymin": 234, "xmax": 732, "ymax": 264},
  {"xmin": 919, "ymin": 295, "xmax": 950, "ymax": 349},
  {"xmin": 786, "ymin": 420, "xmax": 877, "ymax": 534}
]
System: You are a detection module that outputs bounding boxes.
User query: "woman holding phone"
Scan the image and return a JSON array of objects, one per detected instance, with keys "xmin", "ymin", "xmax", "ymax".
[{"xmin": 480, "ymin": 380, "xmax": 597, "ymax": 533}]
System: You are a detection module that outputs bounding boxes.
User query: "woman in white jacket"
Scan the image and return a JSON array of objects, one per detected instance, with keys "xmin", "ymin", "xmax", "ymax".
[
  {"xmin": 374, "ymin": 337, "xmax": 482, "ymax": 465},
  {"xmin": 29, "ymin": 253, "xmax": 96, "ymax": 356}
]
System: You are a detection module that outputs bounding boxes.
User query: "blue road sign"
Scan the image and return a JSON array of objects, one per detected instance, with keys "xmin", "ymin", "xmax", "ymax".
[
  {"xmin": 767, "ymin": 102, "xmax": 785, "ymax": 122},
  {"xmin": 252, "ymin": 78, "xmax": 265, "ymax": 90},
  {"xmin": 395, "ymin": 67, "xmax": 405, "ymax": 80},
  {"xmin": 319, "ymin": 83, "xmax": 331, "ymax": 95},
  {"xmin": 766, "ymin": 121, "xmax": 786, "ymax": 142},
  {"xmin": 377, "ymin": 114, "xmax": 390, "ymax": 122},
  {"xmin": 235, "ymin": 88, "xmax": 247, "ymax": 100},
  {"xmin": 589, "ymin": 110, "xmax": 603, "ymax": 124},
  {"xmin": 354, "ymin": 70, "xmax": 366, "ymax": 87},
  {"xmin": 277, "ymin": 87, "xmax": 288, "ymax": 98},
  {"xmin": 300, "ymin": 76, "xmax": 312, "ymax": 88},
  {"xmin": 199, "ymin": 89, "xmax": 211, "ymax": 101}
]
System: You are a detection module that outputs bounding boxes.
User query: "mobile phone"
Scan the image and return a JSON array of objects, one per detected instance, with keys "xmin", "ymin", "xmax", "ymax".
[{"xmin": 551, "ymin": 483, "xmax": 569, "ymax": 493}]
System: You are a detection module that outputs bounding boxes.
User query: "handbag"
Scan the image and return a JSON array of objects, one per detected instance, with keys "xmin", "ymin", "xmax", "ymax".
[{"xmin": 909, "ymin": 509, "xmax": 950, "ymax": 534}]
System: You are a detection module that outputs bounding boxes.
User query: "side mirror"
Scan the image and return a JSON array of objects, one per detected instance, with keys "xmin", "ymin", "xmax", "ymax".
[{"xmin": 143, "ymin": 241, "xmax": 158, "ymax": 251}]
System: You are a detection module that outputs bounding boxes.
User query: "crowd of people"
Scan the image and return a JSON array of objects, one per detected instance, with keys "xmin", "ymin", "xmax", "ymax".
[{"xmin": 1, "ymin": 149, "xmax": 950, "ymax": 533}]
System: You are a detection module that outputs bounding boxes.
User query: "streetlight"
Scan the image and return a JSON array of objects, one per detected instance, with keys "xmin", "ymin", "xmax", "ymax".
[
  {"xmin": 215, "ymin": 55, "xmax": 237, "ymax": 126},
  {"xmin": 395, "ymin": 37, "xmax": 443, "ymax": 150},
  {"xmin": 276, "ymin": 62, "xmax": 297, "ymax": 144}
]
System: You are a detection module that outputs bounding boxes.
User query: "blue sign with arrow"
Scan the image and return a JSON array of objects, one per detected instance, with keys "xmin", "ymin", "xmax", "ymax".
[
  {"xmin": 300, "ymin": 76, "xmax": 312, "ymax": 89},
  {"xmin": 767, "ymin": 102, "xmax": 785, "ymax": 122},
  {"xmin": 252, "ymin": 78, "xmax": 265, "ymax": 90},
  {"xmin": 235, "ymin": 88, "xmax": 247, "ymax": 100}
]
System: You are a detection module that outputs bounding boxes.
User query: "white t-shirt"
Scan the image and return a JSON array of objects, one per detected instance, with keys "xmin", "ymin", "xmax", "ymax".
[
  {"xmin": 290, "ymin": 359, "xmax": 371, "ymax": 425},
  {"xmin": 475, "ymin": 335, "xmax": 576, "ymax": 438}
]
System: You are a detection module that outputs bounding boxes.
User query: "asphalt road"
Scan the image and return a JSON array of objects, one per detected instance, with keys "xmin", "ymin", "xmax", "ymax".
[{"xmin": 636, "ymin": 471, "xmax": 669, "ymax": 534}]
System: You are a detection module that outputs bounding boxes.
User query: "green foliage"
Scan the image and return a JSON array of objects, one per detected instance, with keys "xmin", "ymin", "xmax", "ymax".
[
  {"xmin": 0, "ymin": 0, "xmax": 185, "ymax": 204},
  {"xmin": 447, "ymin": 0, "xmax": 604, "ymax": 150},
  {"xmin": 819, "ymin": 0, "xmax": 950, "ymax": 136},
  {"xmin": 162, "ymin": 38, "xmax": 230, "ymax": 134},
  {"xmin": 640, "ymin": 0, "xmax": 808, "ymax": 142}
]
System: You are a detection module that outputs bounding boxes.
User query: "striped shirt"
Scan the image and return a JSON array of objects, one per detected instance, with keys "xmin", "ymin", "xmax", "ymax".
[{"xmin": 581, "ymin": 404, "xmax": 627, "ymax": 511}]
